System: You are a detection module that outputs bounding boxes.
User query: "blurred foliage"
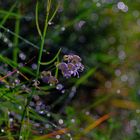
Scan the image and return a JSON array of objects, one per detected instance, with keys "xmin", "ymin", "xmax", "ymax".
[{"xmin": 0, "ymin": 0, "xmax": 140, "ymax": 140}]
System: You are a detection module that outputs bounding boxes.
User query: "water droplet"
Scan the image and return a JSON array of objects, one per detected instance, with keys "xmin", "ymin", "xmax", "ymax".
[
  {"xmin": 58, "ymin": 119, "xmax": 64, "ymax": 125},
  {"xmin": 118, "ymin": 50, "xmax": 126, "ymax": 60},
  {"xmin": 96, "ymin": 2, "xmax": 101, "ymax": 7},
  {"xmin": 4, "ymin": 37, "xmax": 8, "ymax": 43},
  {"xmin": 123, "ymin": 5, "xmax": 128, "ymax": 12},
  {"xmin": 47, "ymin": 113, "xmax": 51, "ymax": 117},
  {"xmin": 1, "ymin": 129, "xmax": 4, "ymax": 132},
  {"xmin": 8, "ymin": 43, "xmax": 13, "ymax": 48},
  {"xmin": 19, "ymin": 136, "xmax": 22, "ymax": 140},
  {"xmin": 31, "ymin": 63, "xmax": 37, "ymax": 70},
  {"xmin": 15, "ymin": 79, "xmax": 20, "ymax": 84},
  {"xmin": 117, "ymin": 2, "xmax": 125, "ymax": 10},
  {"xmin": 85, "ymin": 111, "xmax": 90, "ymax": 115},
  {"xmin": 121, "ymin": 74, "xmax": 128, "ymax": 82},
  {"xmin": 115, "ymin": 69, "xmax": 121, "ymax": 76},
  {"xmin": 56, "ymin": 84, "xmax": 63, "ymax": 90},
  {"xmin": 61, "ymin": 27, "xmax": 65, "ymax": 31},
  {"xmin": 9, "ymin": 118, "xmax": 13, "ymax": 122},
  {"xmin": 71, "ymin": 86, "xmax": 76, "ymax": 93},
  {"xmin": 67, "ymin": 133, "xmax": 72, "ymax": 140},
  {"xmin": 71, "ymin": 119, "xmax": 75, "ymax": 123},
  {"xmin": 67, "ymin": 133, "xmax": 71, "ymax": 137},
  {"xmin": 116, "ymin": 89, "xmax": 121, "ymax": 94},
  {"xmin": 45, "ymin": 124, "xmax": 50, "ymax": 128},
  {"xmin": 61, "ymin": 89, "xmax": 65, "ymax": 94},
  {"xmin": 117, "ymin": 2, "xmax": 128, "ymax": 12},
  {"xmin": 39, "ymin": 110, "xmax": 45, "ymax": 114},
  {"xmin": 19, "ymin": 52, "xmax": 26, "ymax": 60},
  {"xmin": 29, "ymin": 101, "xmax": 35, "ymax": 107},
  {"xmin": 39, "ymin": 130, "xmax": 43, "ymax": 134},
  {"xmin": 56, "ymin": 135, "xmax": 61, "ymax": 139},
  {"xmin": 48, "ymin": 22, "xmax": 53, "ymax": 25},
  {"xmin": 18, "ymin": 106, "xmax": 22, "ymax": 110}
]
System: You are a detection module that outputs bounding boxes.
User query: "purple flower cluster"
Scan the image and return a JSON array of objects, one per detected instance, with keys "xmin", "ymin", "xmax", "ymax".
[
  {"xmin": 41, "ymin": 71, "xmax": 58, "ymax": 85},
  {"xmin": 58, "ymin": 54, "xmax": 84, "ymax": 78},
  {"xmin": 40, "ymin": 54, "xmax": 84, "ymax": 85}
]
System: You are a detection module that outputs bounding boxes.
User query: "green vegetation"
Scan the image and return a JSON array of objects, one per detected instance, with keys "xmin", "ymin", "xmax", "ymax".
[{"xmin": 0, "ymin": 0, "xmax": 140, "ymax": 140}]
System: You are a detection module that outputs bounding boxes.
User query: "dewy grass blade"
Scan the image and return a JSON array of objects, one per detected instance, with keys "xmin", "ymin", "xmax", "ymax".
[{"xmin": 0, "ymin": 25, "xmax": 45, "ymax": 51}]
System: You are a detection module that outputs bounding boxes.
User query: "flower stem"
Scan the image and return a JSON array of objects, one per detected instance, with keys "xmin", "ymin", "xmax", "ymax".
[{"xmin": 36, "ymin": 0, "xmax": 51, "ymax": 79}]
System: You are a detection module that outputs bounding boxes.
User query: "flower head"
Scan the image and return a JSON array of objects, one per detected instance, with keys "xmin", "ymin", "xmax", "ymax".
[
  {"xmin": 58, "ymin": 62, "xmax": 71, "ymax": 78},
  {"xmin": 63, "ymin": 55, "xmax": 81, "ymax": 63},
  {"xmin": 41, "ymin": 71, "xmax": 58, "ymax": 85},
  {"xmin": 57, "ymin": 54, "xmax": 84, "ymax": 78}
]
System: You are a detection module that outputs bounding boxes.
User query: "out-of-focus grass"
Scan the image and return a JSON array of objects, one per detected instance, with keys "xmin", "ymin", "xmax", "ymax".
[{"xmin": 0, "ymin": 0, "xmax": 140, "ymax": 140}]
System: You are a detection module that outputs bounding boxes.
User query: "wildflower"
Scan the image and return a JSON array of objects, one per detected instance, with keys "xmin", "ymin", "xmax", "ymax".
[
  {"xmin": 63, "ymin": 54, "xmax": 81, "ymax": 63},
  {"xmin": 57, "ymin": 54, "xmax": 84, "ymax": 78},
  {"xmin": 67, "ymin": 63, "xmax": 79, "ymax": 76},
  {"xmin": 58, "ymin": 62, "xmax": 71, "ymax": 78},
  {"xmin": 41, "ymin": 71, "xmax": 58, "ymax": 85}
]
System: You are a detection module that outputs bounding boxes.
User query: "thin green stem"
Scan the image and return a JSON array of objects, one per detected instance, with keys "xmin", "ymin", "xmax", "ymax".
[
  {"xmin": 19, "ymin": 1, "xmax": 59, "ymax": 139},
  {"xmin": 48, "ymin": 2, "xmax": 60, "ymax": 23},
  {"xmin": 0, "ymin": 2, "xmax": 17, "ymax": 26},
  {"xmin": 0, "ymin": 9, "xmax": 21, "ymax": 18},
  {"xmin": 18, "ymin": 2, "xmax": 59, "ymax": 137},
  {"xmin": 55, "ymin": 56, "xmax": 59, "ymax": 78},
  {"xmin": 36, "ymin": 0, "xmax": 51, "ymax": 79},
  {"xmin": 40, "ymin": 48, "xmax": 61, "ymax": 65},
  {"xmin": 19, "ymin": 94, "xmax": 31, "ymax": 140},
  {"xmin": 35, "ymin": 1, "xmax": 42, "ymax": 38}
]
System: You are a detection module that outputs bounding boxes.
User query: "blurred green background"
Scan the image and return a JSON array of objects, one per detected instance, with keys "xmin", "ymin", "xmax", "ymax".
[{"xmin": 0, "ymin": 0, "xmax": 140, "ymax": 140}]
